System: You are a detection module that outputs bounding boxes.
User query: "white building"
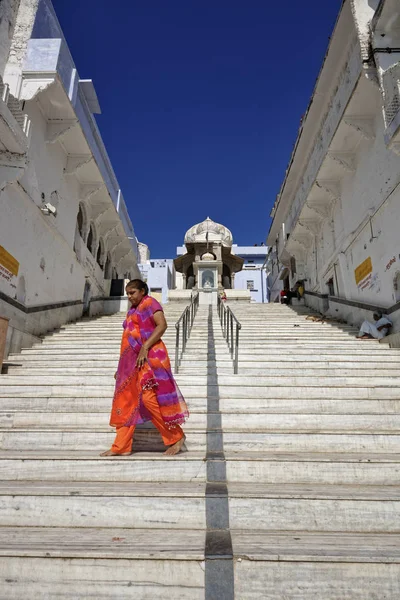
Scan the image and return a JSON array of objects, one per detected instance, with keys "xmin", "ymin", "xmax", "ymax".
[
  {"xmin": 138, "ymin": 243, "xmax": 176, "ymax": 304},
  {"xmin": 232, "ymin": 245, "xmax": 268, "ymax": 303},
  {"xmin": 0, "ymin": 0, "xmax": 140, "ymax": 357},
  {"xmin": 266, "ymin": 0, "xmax": 400, "ymax": 332}
]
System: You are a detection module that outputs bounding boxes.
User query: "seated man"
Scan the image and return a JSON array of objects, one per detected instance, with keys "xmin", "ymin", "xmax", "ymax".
[
  {"xmin": 357, "ymin": 311, "xmax": 392, "ymax": 340},
  {"xmin": 280, "ymin": 288, "xmax": 290, "ymax": 305}
]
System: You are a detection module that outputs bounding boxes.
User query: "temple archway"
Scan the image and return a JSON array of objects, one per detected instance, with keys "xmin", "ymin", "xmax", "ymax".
[
  {"xmin": 186, "ymin": 264, "xmax": 195, "ymax": 289},
  {"xmin": 222, "ymin": 264, "xmax": 231, "ymax": 289}
]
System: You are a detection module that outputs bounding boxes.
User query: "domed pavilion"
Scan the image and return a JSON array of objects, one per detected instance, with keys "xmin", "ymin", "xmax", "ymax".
[{"xmin": 174, "ymin": 217, "xmax": 244, "ymax": 292}]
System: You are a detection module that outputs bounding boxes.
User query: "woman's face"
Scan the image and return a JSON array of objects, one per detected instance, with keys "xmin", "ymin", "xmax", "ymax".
[{"xmin": 126, "ymin": 286, "xmax": 145, "ymax": 307}]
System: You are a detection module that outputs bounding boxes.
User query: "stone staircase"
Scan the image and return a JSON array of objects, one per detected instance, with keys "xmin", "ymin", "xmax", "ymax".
[{"xmin": 0, "ymin": 302, "xmax": 400, "ymax": 598}]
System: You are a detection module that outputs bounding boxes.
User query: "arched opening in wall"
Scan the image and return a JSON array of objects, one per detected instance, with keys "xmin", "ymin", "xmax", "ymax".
[
  {"xmin": 87, "ymin": 225, "xmax": 94, "ymax": 255},
  {"xmin": 104, "ymin": 254, "xmax": 112, "ymax": 279},
  {"xmin": 77, "ymin": 206, "xmax": 84, "ymax": 238},
  {"xmin": 290, "ymin": 256, "xmax": 297, "ymax": 278},
  {"xmin": 222, "ymin": 264, "xmax": 231, "ymax": 289},
  {"xmin": 394, "ymin": 271, "xmax": 400, "ymax": 303},
  {"xmin": 326, "ymin": 277, "xmax": 335, "ymax": 296},
  {"xmin": 16, "ymin": 276, "xmax": 26, "ymax": 304},
  {"xmin": 96, "ymin": 239, "xmax": 105, "ymax": 268},
  {"xmin": 186, "ymin": 264, "xmax": 195, "ymax": 289},
  {"xmin": 82, "ymin": 281, "xmax": 91, "ymax": 316},
  {"xmin": 201, "ymin": 269, "xmax": 215, "ymax": 289},
  {"xmin": 110, "ymin": 278, "xmax": 125, "ymax": 296}
]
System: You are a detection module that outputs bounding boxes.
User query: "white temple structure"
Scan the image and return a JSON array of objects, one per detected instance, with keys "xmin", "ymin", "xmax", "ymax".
[{"xmin": 171, "ymin": 217, "xmax": 252, "ymax": 304}]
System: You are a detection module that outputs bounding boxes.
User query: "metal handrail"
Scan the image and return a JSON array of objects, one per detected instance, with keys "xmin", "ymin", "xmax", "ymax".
[
  {"xmin": 217, "ymin": 294, "xmax": 242, "ymax": 374},
  {"xmin": 174, "ymin": 292, "xmax": 199, "ymax": 373}
]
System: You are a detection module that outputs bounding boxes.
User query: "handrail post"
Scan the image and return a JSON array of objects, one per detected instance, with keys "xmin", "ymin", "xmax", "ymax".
[
  {"xmin": 175, "ymin": 323, "xmax": 180, "ymax": 374},
  {"xmin": 215, "ymin": 299, "xmax": 241, "ymax": 374},
  {"xmin": 230, "ymin": 312, "xmax": 234, "ymax": 357},
  {"xmin": 174, "ymin": 292, "xmax": 199, "ymax": 373},
  {"xmin": 234, "ymin": 324, "xmax": 240, "ymax": 374}
]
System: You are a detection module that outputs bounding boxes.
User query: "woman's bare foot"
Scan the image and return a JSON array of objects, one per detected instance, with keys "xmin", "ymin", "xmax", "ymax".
[
  {"xmin": 357, "ymin": 334, "xmax": 374, "ymax": 340},
  {"xmin": 164, "ymin": 435, "xmax": 186, "ymax": 456},
  {"xmin": 99, "ymin": 450, "xmax": 131, "ymax": 456}
]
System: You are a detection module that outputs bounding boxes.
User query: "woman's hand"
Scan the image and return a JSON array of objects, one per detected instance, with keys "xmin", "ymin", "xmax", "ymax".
[
  {"xmin": 136, "ymin": 346, "xmax": 148, "ymax": 369},
  {"xmin": 114, "ymin": 372, "xmax": 117, "ymax": 380}
]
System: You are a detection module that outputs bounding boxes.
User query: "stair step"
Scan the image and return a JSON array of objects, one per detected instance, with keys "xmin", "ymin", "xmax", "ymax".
[
  {"xmin": 1, "ymin": 413, "xmax": 399, "ymax": 432},
  {"xmin": 231, "ymin": 530, "xmax": 400, "ymax": 562},
  {"xmin": 1, "ymin": 384, "xmax": 399, "ymax": 399},
  {"xmin": 233, "ymin": 551, "xmax": 400, "ymax": 599},
  {"xmin": 0, "ymin": 450, "xmax": 206, "ymax": 481},
  {"xmin": 229, "ymin": 485, "xmax": 400, "ymax": 532},
  {"xmin": 0, "ymin": 429, "xmax": 206, "ymax": 450},
  {"xmin": 0, "ymin": 481, "xmax": 205, "ymax": 529},
  {"xmin": 0, "ymin": 525, "xmax": 205, "ymax": 559},
  {"xmin": 2, "ymin": 397, "xmax": 399, "ymax": 414},
  {"xmin": 2, "ymin": 374, "xmax": 400, "ymax": 387},
  {"xmin": 225, "ymin": 451, "xmax": 400, "ymax": 484}
]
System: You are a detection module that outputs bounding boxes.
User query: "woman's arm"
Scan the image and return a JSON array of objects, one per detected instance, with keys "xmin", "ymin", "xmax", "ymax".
[{"xmin": 136, "ymin": 311, "xmax": 168, "ymax": 368}]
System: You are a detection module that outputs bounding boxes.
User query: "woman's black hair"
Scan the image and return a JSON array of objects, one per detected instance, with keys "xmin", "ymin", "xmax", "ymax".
[{"xmin": 126, "ymin": 279, "xmax": 149, "ymax": 296}]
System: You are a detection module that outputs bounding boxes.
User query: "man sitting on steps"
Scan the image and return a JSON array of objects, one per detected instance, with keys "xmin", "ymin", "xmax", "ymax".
[{"xmin": 357, "ymin": 311, "xmax": 392, "ymax": 340}]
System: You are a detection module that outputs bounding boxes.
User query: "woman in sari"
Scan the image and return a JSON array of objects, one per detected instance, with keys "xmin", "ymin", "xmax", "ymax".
[{"xmin": 101, "ymin": 279, "xmax": 188, "ymax": 457}]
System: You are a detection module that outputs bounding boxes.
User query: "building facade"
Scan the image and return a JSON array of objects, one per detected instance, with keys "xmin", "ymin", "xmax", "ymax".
[
  {"xmin": 232, "ymin": 245, "xmax": 268, "ymax": 303},
  {"xmin": 266, "ymin": 0, "xmax": 400, "ymax": 330},
  {"xmin": 0, "ymin": 0, "xmax": 140, "ymax": 356},
  {"xmin": 138, "ymin": 242, "xmax": 176, "ymax": 305}
]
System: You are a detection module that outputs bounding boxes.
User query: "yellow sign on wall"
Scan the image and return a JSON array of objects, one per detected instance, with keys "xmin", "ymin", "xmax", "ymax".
[
  {"xmin": 0, "ymin": 246, "xmax": 19, "ymax": 276},
  {"xmin": 354, "ymin": 256, "xmax": 372, "ymax": 285}
]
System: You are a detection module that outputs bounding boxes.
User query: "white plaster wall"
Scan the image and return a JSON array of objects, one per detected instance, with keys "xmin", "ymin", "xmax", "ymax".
[
  {"xmin": 301, "ymin": 112, "xmax": 400, "ymax": 309},
  {"xmin": 148, "ymin": 264, "xmax": 172, "ymax": 304},
  {"xmin": 175, "ymin": 272, "xmax": 183, "ymax": 290},
  {"xmin": 0, "ymin": 182, "xmax": 86, "ymax": 306},
  {"xmin": 0, "ymin": 0, "xmax": 20, "ymax": 77},
  {"xmin": 285, "ymin": 39, "xmax": 362, "ymax": 236},
  {"xmin": 234, "ymin": 268, "xmax": 268, "ymax": 303}
]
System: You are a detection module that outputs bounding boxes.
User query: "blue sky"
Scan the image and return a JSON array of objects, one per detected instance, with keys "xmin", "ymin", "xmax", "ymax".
[{"xmin": 52, "ymin": 0, "xmax": 342, "ymax": 258}]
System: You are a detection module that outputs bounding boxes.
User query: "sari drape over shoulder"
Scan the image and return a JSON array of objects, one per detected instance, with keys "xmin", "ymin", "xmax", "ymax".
[{"xmin": 110, "ymin": 296, "xmax": 189, "ymax": 429}]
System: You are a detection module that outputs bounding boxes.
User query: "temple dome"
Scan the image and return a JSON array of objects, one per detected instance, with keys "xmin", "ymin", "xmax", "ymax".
[{"xmin": 184, "ymin": 217, "xmax": 233, "ymax": 247}]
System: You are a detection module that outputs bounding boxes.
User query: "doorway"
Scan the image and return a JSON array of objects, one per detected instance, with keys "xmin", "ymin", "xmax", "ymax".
[{"xmin": 82, "ymin": 281, "xmax": 91, "ymax": 316}]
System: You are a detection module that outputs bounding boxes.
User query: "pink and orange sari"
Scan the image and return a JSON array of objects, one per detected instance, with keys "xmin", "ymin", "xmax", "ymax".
[{"xmin": 110, "ymin": 296, "xmax": 189, "ymax": 429}]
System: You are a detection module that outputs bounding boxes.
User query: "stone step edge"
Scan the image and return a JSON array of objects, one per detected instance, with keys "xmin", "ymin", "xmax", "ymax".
[
  {"xmin": 231, "ymin": 531, "xmax": 400, "ymax": 563},
  {"xmin": 1, "ymin": 450, "xmax": 400, "ymax": 462},
  {"xmin": 1, "ymin": 481, "xmax": 399, "ymax": 501},
  {"xmin": 0, "ymin": 528, "xmax": 399, "ymax": 563},
  {"xmin": 3, "ymin": 427, "xmax": 400, "ymax": 435},
  {"xmin": 0, "ymin": 526, "xmax": 205, "ymax": 560}
]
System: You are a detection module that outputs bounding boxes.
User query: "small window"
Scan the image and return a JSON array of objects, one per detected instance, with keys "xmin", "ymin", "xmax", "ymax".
[
  {"xmin": 247, "ymin": 260, "xmax": 254, "ymax": 264},
  {"xmin": 247, "ymin": 280, "xmax": 254, "ymax": 290}
]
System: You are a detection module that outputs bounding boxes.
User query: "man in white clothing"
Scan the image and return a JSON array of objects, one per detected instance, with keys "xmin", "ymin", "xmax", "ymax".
[{"xmin": 357, "ymin": 311, "xmax": 392, "ymax": 340}]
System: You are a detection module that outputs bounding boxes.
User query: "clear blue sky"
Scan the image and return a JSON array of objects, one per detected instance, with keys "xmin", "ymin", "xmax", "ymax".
[{"xmin": 52, "ymin": 0, "xmax": 342, "ymax": 258}]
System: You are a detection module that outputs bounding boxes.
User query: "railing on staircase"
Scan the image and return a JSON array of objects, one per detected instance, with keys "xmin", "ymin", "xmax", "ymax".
[
  {"xmin": 217, "ymin": 295, "xmax": 242, "ymax": 374},
  {"xmin": 174, "ymin": 292, "xmax": 200, "ymax": 373}
]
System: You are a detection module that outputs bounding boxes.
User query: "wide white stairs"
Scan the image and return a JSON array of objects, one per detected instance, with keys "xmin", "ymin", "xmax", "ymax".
[{"xmin": 0, "ymin": 302, "xmax": 400, "ymax": 598}]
